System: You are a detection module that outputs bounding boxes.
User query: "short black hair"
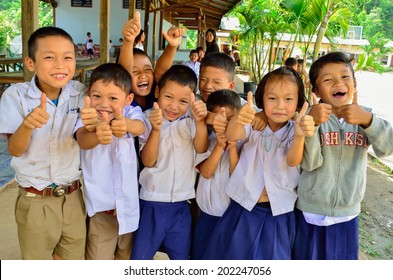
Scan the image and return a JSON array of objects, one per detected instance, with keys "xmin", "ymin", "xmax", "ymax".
[
  {"xmin": 189, "ymin": 49, "xmax": 198, "ymax": 56},
  {"xmin": 309, "ymin": 52, "xmax": 355, "ymax": 93},
  {"xmin": 255, "ymin": 66, "xmax": 306, "ymax": 111},
  {"xmin": 158, "ymin": 65, "xmax": 197, "ymax": 93},
  {"xmin": 284, "ymin": 57, "xmax": 298, "ymax": 68},
  {"xmin": 28, "ymin": 27, "xmax": 74, "ymax": 61},
  {"xmin": 89, "ymin": 63, "xmax": 132, "ymax": 94},
  {"xmin": 206, "ymin": 89, "xmax": 242, "ymax": 112},
  {"xmin": 200, "ymin": 52, "xmax": 235, "ymax": 80}
]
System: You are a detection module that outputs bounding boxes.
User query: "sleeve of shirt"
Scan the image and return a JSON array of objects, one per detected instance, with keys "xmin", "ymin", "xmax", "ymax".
[
  {"xmin": 138, "ymin": 111, "xmax": 152, "ymax": 152},
  {"xmin": 363, "ymin": 111, "xmax": 393, "ymax": 158},
  {"xmin": 0, "ymin": 85, "xmax": 26, "ymax": 135},
  {"xmin": 301, "ymin": 125, "xmax": 323, "ymax": 171},
  {"xmin": 124, "ymin": 105, "xmax": 144, "ymax": 122}
]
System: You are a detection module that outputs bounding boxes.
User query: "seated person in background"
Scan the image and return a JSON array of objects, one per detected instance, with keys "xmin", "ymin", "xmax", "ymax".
[{"xmin": 196, "ymin": 46, "xmax": 205, "ymax": 62}]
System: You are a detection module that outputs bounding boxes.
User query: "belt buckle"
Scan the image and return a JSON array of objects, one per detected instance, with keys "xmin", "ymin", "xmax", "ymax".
[{"xmin": 52, "ymin": 183, "xmax": 70, "ymax": 197}]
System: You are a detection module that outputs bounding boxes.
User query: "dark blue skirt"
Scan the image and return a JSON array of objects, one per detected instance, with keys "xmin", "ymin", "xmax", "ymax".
[
  {"xmin": 191, "ymin": 211, "xmax": 221, "ymax": 260},
  {"xmin": 202, "ymin": 201, "xmax": 295, "ymax": 260},
  {"xmin": 292, "ymin": 208, "xmax": 359, "ymax": 260},
  {"xmin": 131, "ymin": 199, "xmax": 191, "ymax": 260}
]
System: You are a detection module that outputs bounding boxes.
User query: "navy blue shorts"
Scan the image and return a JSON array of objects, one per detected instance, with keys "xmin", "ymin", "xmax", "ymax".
[
  {"xmin": 292, "ymin": 209, "xmax": 359, "ymax": 260},
  {"xmin": 191, "ymin": 211, "xmax": 220, "ymax": 260},
  {"xmin": 202, "ymin": 201, "xmax": 295, "ymax": 260},
  {"xmin": 131, "ymin": 199, "xmax": 191, "ymax": 260}
]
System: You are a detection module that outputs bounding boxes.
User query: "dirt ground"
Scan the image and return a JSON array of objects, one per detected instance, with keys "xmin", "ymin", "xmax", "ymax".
[
  {"xmin": 0, "ymin": 157, "xmax": 392, "ymax": 260},
  {"xmin": 359, "ymin": 157, "xmax": 393, "ymax": 259}
]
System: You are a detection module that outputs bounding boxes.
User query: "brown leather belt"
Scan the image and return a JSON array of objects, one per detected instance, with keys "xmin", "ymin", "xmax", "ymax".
[{"xmin": 23, "ymin": 180, "xmax": 81, "ymax": 197}]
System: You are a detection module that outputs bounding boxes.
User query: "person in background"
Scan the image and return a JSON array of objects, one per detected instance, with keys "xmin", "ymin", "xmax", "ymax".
[
  {"xmin": 204, "ymin": 28, "xmax": 219, "ymax": 56},
  {"xmin": 196, "ymin": 46, "xmax": 205, "ymax": 62},
  {"xmin": 86, "ymin": 32, "xmax": 95, "ymax": 59},
  {"xmin": 284, "ymin": 57, "xmax": 298, "ymax": 70},
  {"xmin": 183, "ymin": 49, "xmax": 201, "ymax": 79},
  {"xmin": 228, "ymin": 50, "xmax": 235, "ymax": 63},
  {"xmin": 134, "ymin": 29, "xmax": 145, "ymax": 51}
]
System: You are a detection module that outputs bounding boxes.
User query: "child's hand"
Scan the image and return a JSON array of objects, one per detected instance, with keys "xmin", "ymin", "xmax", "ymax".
[
  {"xmin": 190, "ymin": 93, "xmax": 207, "ymax": 122},
  {"xmin": 96, "ymin": 111, "xmax": 112, "ymax": 145},
  {"xmin": 227, "ymin": 140, "xmax": 237, "ymax": 150},
  {"xmin": 163, "ymin": 27, "xmax": 185, "ymax": 48},
  {"xmin": 122, "ymin": 11, "xmax": 141, "ymax": 43},
  {"xmin": 216, "ymin": 132, "xmax": 228, "ymax": 149},
  {"xmin": 149, "ymin": 102, "xmax": 162, "ymax": 131},
  {"xmin": 252, "ymin": 111, "xmax": 267, "ymax": 131},
  {"xmin": 23, "ymin": 93, "xmax": 50, "ymax": 129},
  {"xmin": 81, "ymin": 96, "xmax": 98, "ymax": 132},
  {"xmin": 212, "ymin": 107, "xmax": 227, "ymax": 135},
  {"xmin": 307, "ymin": 92, "xmax": 332, "ymax": 125},
  {"xmin": 336, "ymin": 90, "xmax": 372, "ymax": 127},
  {"xmin": 295, "ymin": 102, "xmax": 315, "ymax": 137},
  {"xmin": 110, "ymin": 108, "xmax": 127, "ymax": 137},
  {"xmin": 237, "ymin": 91, "xmax": 255, "ymax": 126}
]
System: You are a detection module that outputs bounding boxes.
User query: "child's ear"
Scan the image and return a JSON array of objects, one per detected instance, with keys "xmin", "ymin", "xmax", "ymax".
[
  {"xmin": 228, "ymin": 81, "xmax": 235, "ymax": 90},
  {"xmin": 154, "ymin": 86, "xmax": 160, "ymax": 99},
  {"xmin": 126, "ymin": 93, "xmax": 134, "ymax": 106},
  {"xmin": 24, "ymin": 57, "xmax": 35, "ymax": 72},
  {"xmin": 354, "ymin": 80, "xmax": 357, "ymax": 90}
]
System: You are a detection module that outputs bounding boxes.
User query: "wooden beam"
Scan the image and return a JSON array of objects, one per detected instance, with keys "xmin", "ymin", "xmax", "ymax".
[
  {"xmin": 144, "ymin": 0, "xmax": 151, "ymax": 55},
  {"xmin": 100, "ymin": 0, "xmax": 110, "ymax": 64},
  {"xmin": 150, "ymin": 0, "xmax": 204, "ymax": 13},
  {"xmin": 128, "ymin": 0, "xmax": 136, "ymax": 19},
  {"xmin": 22, "ymin": 0, "xmax": 38, "ymax": 81}
]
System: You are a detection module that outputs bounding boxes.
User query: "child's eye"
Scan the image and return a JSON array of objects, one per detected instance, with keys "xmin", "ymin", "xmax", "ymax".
[
  {"xmin": 323, "ymin": 78, "xmax": 332, "ymax": 82},
  {"xmin": 92, "ymin": 94, "xmax": 100, "ymax": 99},
  {"xmin": 45, "ymin": 56, "xmax": 54, "ymax": 60},
  {"xmin": 110, "ymin": 97, "xmax": 118, "ymax": 101},
  {"xmin": 267, "ymin": 97, "xmax": 276, "ymax": 101},
  {"xmin": 286, "ymin": 98, "xmax": 294, "ymax": 101},
  {"xmin": 164, "ymin": 95, "xmax": 172, "ymax": 99},
  {"xmin": 65, "ymin": 56, "xmax": 74, "ymax": 60},
  {"xmin": 181, "ymin": 100, "xmax": 189, "ymax": 105},
  {"xmin": 342, "ymin": 75, "xmax": 350, "ymax": 79}
]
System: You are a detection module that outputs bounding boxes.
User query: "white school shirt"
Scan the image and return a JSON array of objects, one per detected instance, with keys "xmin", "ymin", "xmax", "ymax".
[
  {"xmin": 196, "ymin": 132, "xmax": 245, "ymax": 217},
  {"xmin": 138, "ymin": 108, "xmax": 206, "ymax": 202},
  {"xmin": 226, "ymin": 121, "xmax": 299, "ymax": 216},
  {"xmin": 75, "ymin": 105, "xmax": 143, "ymax": 235},
  {"xmin": 0, "ymin": 76, "xmax": 85, "ymax": 190}
]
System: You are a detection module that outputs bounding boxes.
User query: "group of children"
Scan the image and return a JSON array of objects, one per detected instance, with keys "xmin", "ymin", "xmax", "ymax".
[{"xmin": 1, "ymin": 11, "xmax": 393, "ymax": 261}]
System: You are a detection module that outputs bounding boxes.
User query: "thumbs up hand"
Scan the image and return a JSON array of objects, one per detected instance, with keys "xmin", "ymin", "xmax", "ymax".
[
  {"xmin": 163, "ymin": 26, "xmax": 185, "ymax": 48},
  {"xmin": 237, "ymin": 91, "xmax": 255, "ymax": 126},
  {"xmin": 96, "ymin": 111, "xmax": 112, "ymax": 145},
  {"xmin": 81, "ymin": 96, "xmax": 98, "ymax": 132},
  {"xmin": 295, "ymin": 102, "xmax": 315, "ymax": 137},
  {"xmin": 212, "ymin": 107, "xmax": 227, "ymax": 135},
  {"xmin": 335, "ymin": 90, "xmax": 372, "ymax": 127},
  {"xmin": 190, "ymin": 93, "xmax": 208, "ymax": 122},
  {"xmin": 307, "ymin": 92, "xmax": 332, "ymax": 125},
  {"xmin": 122, "ymin": 10, "xmax": 141, "ymax": 43},
  {"xmin": 23, "ymin": 93, "xmax": 50, "ymax": 129},
  {"xmin": 149, "ymin": 102, "xmax": 162, "ymax": 131},
  {"xmin": 110, "ymin": 108, "xmax": 127, "ymax": 137}
]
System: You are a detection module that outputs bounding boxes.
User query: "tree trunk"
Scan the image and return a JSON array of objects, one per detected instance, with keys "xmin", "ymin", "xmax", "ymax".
[{"xmin": 312, "ymin": 11, "xmax": 332, "ymax": 61}]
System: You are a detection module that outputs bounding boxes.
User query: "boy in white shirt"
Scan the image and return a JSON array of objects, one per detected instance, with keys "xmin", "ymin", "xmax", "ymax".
[
  {"xmin": 75, "ymin": 63, "xmax": 145, "ymax": 260},
  {"xmin": 0, "ymin": 27, "xmax": 86, "ymax": 260},
  {"xmin": 131, "ymin": 65, "xmax": 208, "ymax": 260}
]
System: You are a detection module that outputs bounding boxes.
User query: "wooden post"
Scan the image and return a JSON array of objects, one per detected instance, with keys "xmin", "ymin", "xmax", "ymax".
[
  {"xmin": 22, "ymin": 0, "xmax": 38, "ymax": 81},
  {"xmin": 128, "ymin": 0, "xmax": 136, "ymax": 19},
  {"xmin": 100, "ymin": 0, "xmax": 110, "ymax": 64},
  {"xmin": 152, "ymin": 7, "xmax": 157, "ymax": 66},
  {"xmin": 144, "ymin": 0, "xmax": 151, "ymax": 56}
]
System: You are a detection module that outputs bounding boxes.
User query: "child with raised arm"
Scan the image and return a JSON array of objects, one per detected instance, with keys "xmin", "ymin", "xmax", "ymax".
[
  {"xmin": 293, "ymin": 52, "xmax": 393, "ymax": 260},
  {"xmin": 0, "ymin": 27, "xmax": 86, "ymax": 260},
  {"xmin": 203, "ymin": 66, "xmax": 315, "ymax": 260},
  {"xmin": 118, "ymin": 12, "xmax": 185, "ymax": 111},
  {"xmin": 191, "ymin": 89, "xmax": 244, "ymax": 260},
  {"xmin": 131, "ymin": 65, "xmax": 208, "ymax": 260},
  {"xmin": 74, "ymin": 63, "xmax": 145, "ymax": 260}
]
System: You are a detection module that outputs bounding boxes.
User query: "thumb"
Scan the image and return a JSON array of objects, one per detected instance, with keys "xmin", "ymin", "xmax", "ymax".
[
  {"xmin": 190, "ymin": 92, "xmax": 195, "ymax": 104},
  {"xmin": 84, "ymin": 96, "xmax": 91, "ymax": 108},
  {"xmin": 218, "ymin": 107, "xmax": 226, "ymax": 119},
  {"xmin": 153, "ymin": 102, "xmax": 160, "ymax": 110},
  {"xmin": 247, "ymin": 91, "xmax": 254, "ymax": 107},
  {"xmin": 115, "ymin": 107, "xmax": 123, "ymax": 119},
  {"xmin": 134, "ymin": 10, "xmax": 140, "ymax": 23},
  {"xmin": 101, "ymin": 111, "xmax": 110, "ymax": 123},
  {"xmin": 311, "ymin": 92, "xmax": 318, "ymax": 105},
  {"xmin": 297, "ymin": 102, "xmax": 309, "ymax": 120},
  {"xmin": 40, "ymin": 93, "xmax": 47, "ymax": 110},
  {"xmin": 352, "ymin": 89, "xmax": 358, "ymax": 104}
]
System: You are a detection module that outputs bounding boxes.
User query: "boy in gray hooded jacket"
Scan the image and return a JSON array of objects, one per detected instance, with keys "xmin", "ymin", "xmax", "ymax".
[{"xmin": 293, "ymin": 52, "xmax": 393, "ymax": 260}]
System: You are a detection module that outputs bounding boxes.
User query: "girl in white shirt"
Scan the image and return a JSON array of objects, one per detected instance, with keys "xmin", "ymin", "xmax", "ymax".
[{"xmin": 203, "ymin": 66, "xmax": 315, "ymax": 260}]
